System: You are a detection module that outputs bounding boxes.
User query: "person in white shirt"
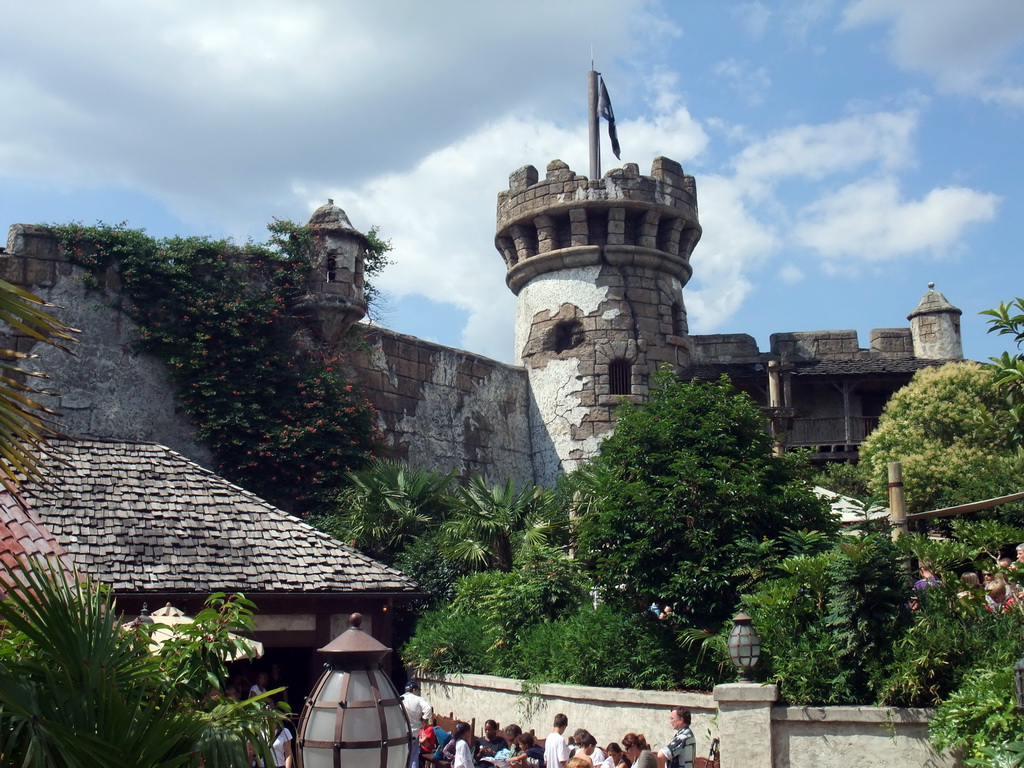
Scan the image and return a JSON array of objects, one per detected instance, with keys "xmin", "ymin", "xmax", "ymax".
[
  {"xmin": 544, "ymin": 713, "xmax": 569, "ymax": 768},
  {"xmin": 402, "ymin": 681, "xmax": 433, "ymax": 768},
  {"xmin": 452, "ymin": 722, "xmax": 475, "ymax": 768},
  {"xmin": 271, "ymin": 725, "xmax": 294, "ymax": 768}
]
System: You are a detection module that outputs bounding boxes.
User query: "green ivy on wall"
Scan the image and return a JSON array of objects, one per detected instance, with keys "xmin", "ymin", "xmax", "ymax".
[{"xmin": 49, "ymin": 219, "xmax": 389, "ymax": 516}]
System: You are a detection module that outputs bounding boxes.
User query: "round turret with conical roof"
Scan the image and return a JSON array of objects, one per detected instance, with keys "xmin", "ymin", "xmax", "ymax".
[
  {"xmin": 908, "ymin": 282, "xmax": 963, "ymax": 360},
  {"xmin": 494, "ymin": 157, "xmax": 701, "ymax": 483},
  {"xmin": 293, "ymin": 199, "xmax": 369, "ymax": 345}
]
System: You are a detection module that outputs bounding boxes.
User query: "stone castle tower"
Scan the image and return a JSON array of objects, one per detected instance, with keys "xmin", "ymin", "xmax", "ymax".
[
  {"xmin": 908, "ymin": 282, "xmax": 963, "ymax": 360},
  {"xmin": 293, "ymin": 199, "xmax": 370, "ymax": 346},
  {"xmin": 495, "ymin": 157, "xmax": 702, "ymax": 483}
]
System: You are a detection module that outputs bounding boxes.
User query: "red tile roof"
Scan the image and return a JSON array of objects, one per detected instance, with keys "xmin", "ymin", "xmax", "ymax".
[{"xmin": 0, "ymin": 489, "xmax": 76, "ymax": 597}]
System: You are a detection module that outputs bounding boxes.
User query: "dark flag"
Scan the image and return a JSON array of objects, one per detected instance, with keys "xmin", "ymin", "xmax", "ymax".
[{"xmin": 597, "ymin": 74, "xmax": 621, "ymax": 160}]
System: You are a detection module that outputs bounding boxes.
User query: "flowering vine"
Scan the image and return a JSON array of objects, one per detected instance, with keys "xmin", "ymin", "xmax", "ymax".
[{"xmin": 49, "ymin": 219, "xmax": 389, "ymax": 516}]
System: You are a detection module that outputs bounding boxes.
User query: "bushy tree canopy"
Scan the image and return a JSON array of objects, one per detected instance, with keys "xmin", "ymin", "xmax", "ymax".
[
  {"xmin": 571, "ymin": 371, "xmax": 836, "ymax": 628},
  {"xmin": 859, "ymin": 362, "xmax": 1024, "ymax": 516}
]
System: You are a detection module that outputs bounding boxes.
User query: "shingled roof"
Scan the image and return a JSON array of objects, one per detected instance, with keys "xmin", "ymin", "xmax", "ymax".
[{"xmin": 24, "ymin": 439, "xmax": 419, "ymax": 596}]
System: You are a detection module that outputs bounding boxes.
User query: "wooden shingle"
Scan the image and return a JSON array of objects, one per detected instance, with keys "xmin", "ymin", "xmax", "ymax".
[{"xmin": 25, "ymin": 439, "xmax": 420, "ymax": 596}]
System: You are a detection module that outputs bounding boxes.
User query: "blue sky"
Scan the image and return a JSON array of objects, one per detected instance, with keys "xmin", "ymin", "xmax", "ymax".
[{"xmin": 2, "ymin": 1, "xmax": 1023, "ymax": 365}]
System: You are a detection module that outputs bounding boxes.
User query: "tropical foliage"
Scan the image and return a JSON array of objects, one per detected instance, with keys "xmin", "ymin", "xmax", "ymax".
[
  {"xmin": 983, "ymin": 296, "xmax": 1024, "ymax": 448},
  {"xmin": 0, "ymin": 278, "xmax": 77, "ymax": 490},
  {"xmin": 48, "ymin": 221, "xmax": 389, "ymax": 516},
  {"xmin": 0, "ymin": 558, "xmax": 284, "ymax": 768}
]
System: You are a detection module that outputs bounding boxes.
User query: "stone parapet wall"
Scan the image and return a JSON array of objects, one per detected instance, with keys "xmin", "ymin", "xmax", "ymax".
[
  {"xmin": 869, "ymin": 328, "xmax": 914, "ymax": 358},
  {"xmin": 495, "ymin": 158, "xmax": 700, "ymax": 280},
  {"xmin": 770, "ymin": 330, "xmax": 864, "ymax": 361},
  {"xmin": 770, "ymin": 705, "xmax": 953, "ymax": 768},
  {"xmin": 419, "ymin": 674, "xmax": 958, "ymax": 768},
  {"xmin": 691, "ymin": 333, "xmax": 763, "ymax": 364},
  {"xmin": 348, "ymin": 328, "xmax": 534, "ymax": 486}
]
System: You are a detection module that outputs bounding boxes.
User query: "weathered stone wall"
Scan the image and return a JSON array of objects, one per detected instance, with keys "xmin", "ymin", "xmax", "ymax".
[
  {"xmin": 770, "ymin": 330, "xmax": 863, "ymax": 361},
  {"xmin": 1, "ymin": 224, "xmax": 535, "ymax": 486},
  {"xmin": 1, "ymin": 225, "xmax": 212, "ymax": 466},
  {"xmin": 348, "ymin": 328, "xmax": 534, "ymax": 486}
]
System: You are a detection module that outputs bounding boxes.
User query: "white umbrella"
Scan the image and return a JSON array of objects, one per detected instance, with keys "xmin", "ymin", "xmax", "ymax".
[{"xmin": 137, "ymin": 603, "xmax": 265, "ymax": 661}]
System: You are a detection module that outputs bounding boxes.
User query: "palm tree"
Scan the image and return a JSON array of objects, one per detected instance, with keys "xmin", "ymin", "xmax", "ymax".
[
  {"xmin": 0, "ymin": 557, "xmax": 283, "ymax": 768},
  {"xmin": 333, "ymin": 458, "xmax": 455, "ymax": 561},
  {"xmin": 438, "ymin": 476, "xmax": 563, "ymax": 572},
  {"xmin": 0, "ymin": 278, "xmax": 77, "ymax": 490}
]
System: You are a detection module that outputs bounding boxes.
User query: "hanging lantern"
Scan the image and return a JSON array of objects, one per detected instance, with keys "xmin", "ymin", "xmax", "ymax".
[
  {"xmin": 297, "ymin": 613, "xmax": 411, "ymax": 768},
  {"xmin": 727, "ymin": 612, "xmax": 761, "ymax": 682}
]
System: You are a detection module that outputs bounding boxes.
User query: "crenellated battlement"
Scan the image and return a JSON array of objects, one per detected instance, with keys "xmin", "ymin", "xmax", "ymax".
[{"xmin": 495, "ymin": 157, "xmax": 701, "ymax": 294}]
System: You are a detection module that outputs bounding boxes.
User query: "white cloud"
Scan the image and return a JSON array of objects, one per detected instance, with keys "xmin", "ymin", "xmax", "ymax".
[
  {"xmin": 733, "ymin": 110, "xmax": 917, "ymax": 183},
  {"xmin": 841, "ymin": 0, "xmax": 1024, "ymax": 104},
  {"xmin": 794, "ymin": 176, "xmax": 1000, "ymax": 262},
  {"xmin": 0, "ymin": 0, "xmax": 661, "ymax": 235},
  {"xmin": 685, "ymin": 174, "xmax": 781, "ymax": 331}
]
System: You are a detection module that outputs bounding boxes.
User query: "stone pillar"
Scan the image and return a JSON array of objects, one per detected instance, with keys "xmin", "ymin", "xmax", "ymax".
[{"xmin": 713, "ymin": 682, "xmax": 778, "ymax": 768}]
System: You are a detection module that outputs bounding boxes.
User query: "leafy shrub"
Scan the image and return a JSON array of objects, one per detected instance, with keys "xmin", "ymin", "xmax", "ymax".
[
  {"xmin": 931, "ymin": 667, "xmax": 1024, "ymax": 761},
  {"xmin": 400, "ymin": 605, "xmax": 496, "ymax": 676},
  {"xmin": 506, "ymin": 604, "xmax": 687, "ymax": 690},
  {"xmin": 860, "ymin": 362, "xmax": 1024, "ymax": 517}
]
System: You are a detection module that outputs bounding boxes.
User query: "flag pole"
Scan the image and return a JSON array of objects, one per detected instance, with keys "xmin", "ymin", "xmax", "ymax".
[{"xmin": 588, "ymin": 69, "xmax": 600, "ymax": 180}]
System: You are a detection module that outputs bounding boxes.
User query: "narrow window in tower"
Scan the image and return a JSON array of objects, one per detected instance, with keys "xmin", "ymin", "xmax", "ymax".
[
  {"xmin": 671, "ymin": 303, "xmax": 682, "ymax": 336},
  {"xmin": 609, "ymin": 359, "xmax": 631, "ymax": 395},
  {"xmin": 326, "ymin": 253, "xmax": 337, "ymax": 282}
]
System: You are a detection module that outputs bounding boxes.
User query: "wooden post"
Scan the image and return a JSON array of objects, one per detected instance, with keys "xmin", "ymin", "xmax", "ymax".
[
  {"xmin": 588, "ymin": 70, "xmax": 600, "ymax": 180},
  {"xmin": 888, "ymin": 461, "xmax": 907, "ymax": 540},
  {"xmin": 768, "ymin": 361, "xmax": 784, "ymax": 457}
]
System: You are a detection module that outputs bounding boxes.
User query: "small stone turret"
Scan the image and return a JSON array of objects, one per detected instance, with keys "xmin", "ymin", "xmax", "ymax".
[
  {"xmin": 293, "ymin": 199, "xmax": 369, "ymax": 345},
  {"xmin": 495, "ymin": 158, "xmax": 701, "ymax": 483},
  {"xmin": 908, "ymin": 282, "xmax": 963, "ymax": 360}
]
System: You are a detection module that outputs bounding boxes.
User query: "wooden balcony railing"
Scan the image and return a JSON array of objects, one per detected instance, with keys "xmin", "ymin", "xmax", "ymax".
[{"xmin": 788, "ymin": 417, "xmax": 880, "ymax": 446}]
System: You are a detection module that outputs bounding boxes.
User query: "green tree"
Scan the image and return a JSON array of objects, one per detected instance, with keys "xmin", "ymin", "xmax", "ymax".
[
  {"xmin": 572, "ymin": 371, "xmax": 837, "ymax": 628},
  {"xmin": 438, "ymin": 476, "xmax": 564, "ymax": 572},
  {"xmin": 315, "ymin": 459, "xmax": 455, "ymax": 563},
  {"xmin": 0, "ymin": 558, "xmax": 284, "ymax": 768},
  {"xmin": 859, "ymin": 362, "xmax": 1024, "ymax": 516}
]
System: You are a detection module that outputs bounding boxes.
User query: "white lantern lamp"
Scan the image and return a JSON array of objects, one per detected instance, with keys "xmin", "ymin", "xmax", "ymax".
[
  {"xmin": 297, "ymin": 613, "xmax": 411, "ymax": 768},
  {"xmin": 727, "ymin": 612, "xmax": 761, "ymax": 683}
]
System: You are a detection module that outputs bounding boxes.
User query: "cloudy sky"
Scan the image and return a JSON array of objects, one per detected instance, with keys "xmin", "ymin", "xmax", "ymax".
[{"xmin": 3, "ymin": 1, "xmax": 1023, "ymax": 364}]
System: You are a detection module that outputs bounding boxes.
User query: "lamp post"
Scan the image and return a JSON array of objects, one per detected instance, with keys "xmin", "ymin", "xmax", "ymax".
[
  {"xmin": 727, "ymin": 612, "xmax": 761, "ymax": 683},
  {"xmin": 297, "ymin": 613, "xmax": 410, "ymax": 768}
]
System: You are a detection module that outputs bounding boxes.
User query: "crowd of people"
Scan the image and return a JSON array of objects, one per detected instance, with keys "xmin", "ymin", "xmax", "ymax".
[
  {"xmin": 401, "ymin": 684, "xmax": 700, "ymax": 768},
  {"xmin": 912, "ymin": 544, "xmax": 1024, "ymax": 613}
]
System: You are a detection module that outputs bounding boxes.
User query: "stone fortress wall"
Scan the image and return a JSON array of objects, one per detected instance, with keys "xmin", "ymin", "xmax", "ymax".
[
  {"xmin": 0, "ymin": 153, "xmax": 963, "ymax": 488},
  {"xmin": 0, "ymin": 222, "xmax": 534, "ymax": 486}
]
